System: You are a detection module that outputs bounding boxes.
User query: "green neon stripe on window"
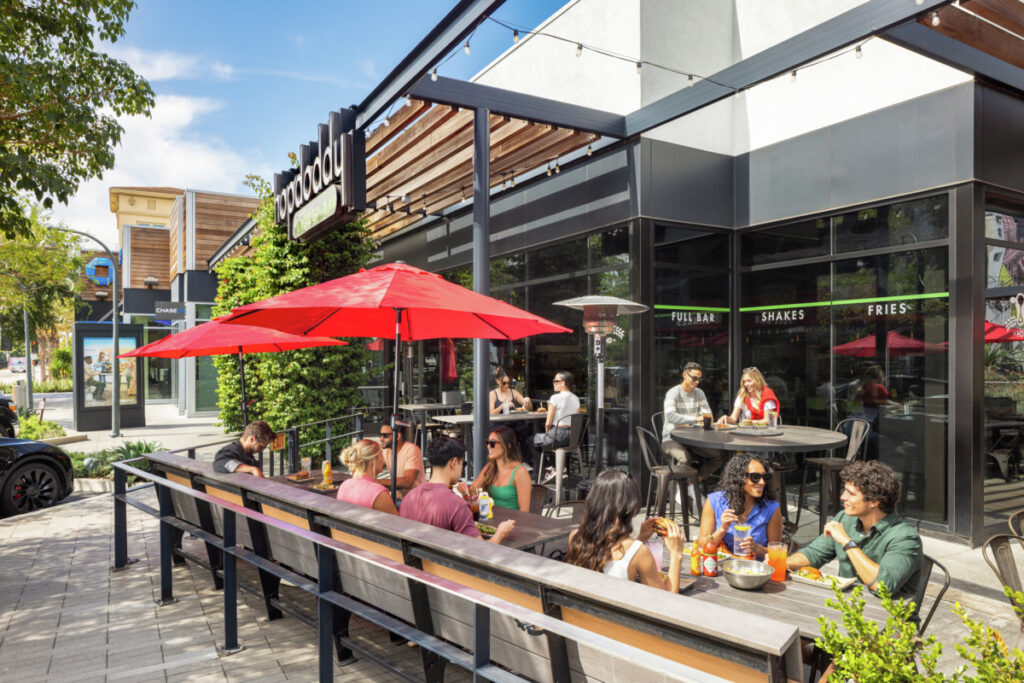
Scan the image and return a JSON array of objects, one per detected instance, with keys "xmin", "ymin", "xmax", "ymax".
[
  {"xmin": 653, "ymin": 305, "xmax": 730, "ymax": 313},
  {"xmin": 739, "ymin": 292, "xmax": 948, "ymax": 313}
]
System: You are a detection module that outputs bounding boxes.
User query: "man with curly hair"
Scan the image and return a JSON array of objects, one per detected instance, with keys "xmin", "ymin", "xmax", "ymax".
[{"xmin": 788, "ymin": 460, "xmax": 923, "ymax": 619}]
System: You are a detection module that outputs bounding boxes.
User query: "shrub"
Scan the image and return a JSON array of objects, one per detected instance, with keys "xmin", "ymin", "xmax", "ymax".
[
  {"xmin": 34, "ymin": 378, "xmax": 72, "ymax": 393},
  {"xmin": 71, "ymin": 440, "xmax": 162, "ymax": 479},
  {"xmin": 17, "ymin": 414, "xmax": 65, "ymax": 440},
  {"xmin": 49, "ymin": 347, "xmax": 72, "ymax": 379}
]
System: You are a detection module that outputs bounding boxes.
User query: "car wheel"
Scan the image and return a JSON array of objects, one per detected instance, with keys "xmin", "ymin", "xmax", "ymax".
[{"xmin": 1, "ymin": 463, "xmax": 62, "ymax": 515}]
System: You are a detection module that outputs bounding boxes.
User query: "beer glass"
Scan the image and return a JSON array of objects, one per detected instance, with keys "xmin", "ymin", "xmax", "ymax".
[{"xmin": 767, "ymin": 542, "xmax": 788, "ymax": 582}]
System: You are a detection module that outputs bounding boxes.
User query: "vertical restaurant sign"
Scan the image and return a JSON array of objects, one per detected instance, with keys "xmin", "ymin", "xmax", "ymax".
[
  {"xmin": 1009, "ymin": 292, "xmax": 1024, "ymax": 330},
  {"xmin": 274, "ymin": 109, "xmax": 366, "ymax": 243}
]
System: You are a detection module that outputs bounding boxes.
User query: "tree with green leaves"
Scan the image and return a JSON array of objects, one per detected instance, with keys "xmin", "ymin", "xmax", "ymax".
[
  {"xmin": 0, "ymin": 202, "xmax": 83, "ymax": 366},
  {"xmin": 0, "ymin": 0, "xmax": 154, "ymax": 239},
  {"xmin": 212, "ymin": 175, "xmax": 375, "ymax": 456}
]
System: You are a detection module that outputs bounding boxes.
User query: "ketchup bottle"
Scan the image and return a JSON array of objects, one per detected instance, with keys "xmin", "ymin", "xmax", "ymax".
[{"xmin": 702, "ymin": 539, "xmax": 719, "ymax": 577}]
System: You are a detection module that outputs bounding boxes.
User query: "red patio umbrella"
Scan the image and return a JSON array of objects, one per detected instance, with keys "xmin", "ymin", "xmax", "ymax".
[
  {"xmin": 226, "ymin": 262, "xmax": 572, "ymax": 497},
  {"xmin": 119, "ymin": 316, "xmax": 346, "ymax": 424},
  {"xmin": 984, "ymin": 320, "xmax": 1024, "ymax": 343},
  {"xmin": 833, "ymin": 330, "xmax": 945, "ymax": 357}
]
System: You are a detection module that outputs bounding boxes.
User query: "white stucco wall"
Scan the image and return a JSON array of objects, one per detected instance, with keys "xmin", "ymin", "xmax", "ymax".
[{"xmin": 475, "ymin": 0, "xmax": 972, "ymax": 156}]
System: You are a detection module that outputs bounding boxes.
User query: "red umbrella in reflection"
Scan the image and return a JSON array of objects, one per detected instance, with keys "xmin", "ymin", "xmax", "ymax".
[
  {"xmin": 984, "ymin": 321, "xmax": 1024, "ymax": 343},
  {"xmin": 833, "ymin": 330, "xmax": 945, "ymax": 357},
  {"xmin": 226, "ymin": 262, "xmax": 572, "ymax": 498},
  {"xmin": 118, "ymin": 316, "xmax": 346, "ymax": 423}
]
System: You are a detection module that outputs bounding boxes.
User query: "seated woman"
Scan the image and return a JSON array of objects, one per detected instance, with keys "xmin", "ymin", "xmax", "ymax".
[
  {"xmin": 489, "ymin": 368, "xmax": 533, "ymax": 414},
  {"xmin": 717, "ymin": 366, "xmax": 779, "ymax": 425},
  {"xmin": 336, "ymin": 439, "xmax": 398, "ymax": 515},
  {"xmin": 470, "ymin": 426, "xmax": 532, "ymax": 511},
  {"xmin": 566, "ymin": 469, "xmax": 685, "ymax": 592},
  {"xmin": 526, "ymin": 371, "xmax": 580, "ymax": 471},
  {"xmin": 698, "ymin": 454, "xmax": 782, "ymax": 558}
]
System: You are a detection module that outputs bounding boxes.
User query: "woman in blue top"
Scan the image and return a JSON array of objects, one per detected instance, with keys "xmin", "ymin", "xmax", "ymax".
[{"xmin": 698, "ymin": 454, "xmax": 782, "ymax": 558}]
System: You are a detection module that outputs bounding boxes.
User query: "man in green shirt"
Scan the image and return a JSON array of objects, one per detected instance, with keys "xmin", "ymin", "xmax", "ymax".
[{"xmin": 788, "ymin": 460, "xmax": 923, "ymax": 619}]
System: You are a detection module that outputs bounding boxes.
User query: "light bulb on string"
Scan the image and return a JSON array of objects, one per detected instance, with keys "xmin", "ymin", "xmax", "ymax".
[
  {"xmin": 546, "ymin": 165, "xmax": 552, "ymax": 177},
  {"xmin": 576, "ymin": 43, "xmax": 582, "ymax": 57},
  {"xmin": 855, "ymin": 45, "xmax": 862, "ymax": 59},
  {"xmin": 431, "ymin": 68, "xmax": 437, "ymax": 81},
  {"xmin": 464, "ymin": 40, "xmax": 471, "ymax": 55},
  {"xmin": 587, "ymin": 145, "xmax": 592, "ymax": 157},
  {"xmin": 931, "ymin": 11, "xmax": 940, "ymax": 26},
  {"xmin": 636, "ymin": 61, "xmax": 642, "ymax": 75},
  {"xmin": 790, "ymin": 70, "xmax": 797, "ymax": 82},
  {"xmin": 555, "ymin": 161, "xmax": 560, "ymax": 174},
  {"xmin": 513, "ymin": 30, "xmax": 519, "ymax": 44}
]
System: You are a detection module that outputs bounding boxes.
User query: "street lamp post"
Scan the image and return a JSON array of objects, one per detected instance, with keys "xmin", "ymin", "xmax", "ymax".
[
  {"xmin": 51, "ymin": 227, "xmax": 121, "ymax": 437},
  {"xmin": 554, "ymin": 296, "xmax": 647, "ymax": 474},
  {"xmin": 17, "ymin": 279, "xmax": 33, "ymax": 411}
]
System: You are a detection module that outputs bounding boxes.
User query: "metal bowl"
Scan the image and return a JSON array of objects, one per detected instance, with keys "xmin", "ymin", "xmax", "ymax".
[{"xmin": 720, "ymin": 559, "xmax": 774, "ymax": 591}]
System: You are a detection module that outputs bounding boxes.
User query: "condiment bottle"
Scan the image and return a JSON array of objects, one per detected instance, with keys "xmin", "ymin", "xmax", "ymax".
[
  {"xmin": 702, "ymin": 539, "xmax": 719, "ymax": 577},
  {"xmin": 322, "ymin": 459, "xmax": 333, "ymax": 485},
  {"xmin": 478, "ymin": 491, "xmax": 493, "ymax": 519},
  {"xmin": 689, "ymin": 543, "xmax": 702, "ymax": 576}
]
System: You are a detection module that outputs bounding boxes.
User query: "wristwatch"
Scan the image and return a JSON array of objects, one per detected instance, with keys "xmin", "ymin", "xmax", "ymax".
[{"xmin": 843, "ymin": 539, "xmax": 859, "ymax": 551}]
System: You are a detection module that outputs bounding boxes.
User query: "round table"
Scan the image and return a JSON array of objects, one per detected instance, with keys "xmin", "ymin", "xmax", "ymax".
[
  {"xmin": 670, "ymin": 424, "xmax": 847, "ymax": 453},
  {"xmin": 671, "ymin": 424, "xmax": 848, "ymax": 532}
]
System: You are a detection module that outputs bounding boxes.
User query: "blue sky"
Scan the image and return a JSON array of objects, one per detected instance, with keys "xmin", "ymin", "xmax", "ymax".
[{"xmin": 53, "ymin": 0, "xmax": 566, "ymax": 245}]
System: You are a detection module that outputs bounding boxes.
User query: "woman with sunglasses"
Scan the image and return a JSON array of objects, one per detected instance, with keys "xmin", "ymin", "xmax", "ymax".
[
  {"xmin": 470, "ymin": 426, "xmax": 532, "ymax": 511},
  {"xmin": 717, "ymin": 366, "xmax": 780, "ymax": 426},
  {"xmin": 526, "ymin": 371, "xmax": 580, "ymax": 471},
  {"xmin": 698, "ymin": 454, "xmax": 781, "ymax": 558},
  {"xmin": 336, "ymin": 439, "xmax": 399, "ymax": 515},
  {"xmin": 489, "ymin": 368, "xmax": 533, "ymax": 415},
  {"xmin": 567, "ymin": 469, "xmax": 686, "ymax": 592}
]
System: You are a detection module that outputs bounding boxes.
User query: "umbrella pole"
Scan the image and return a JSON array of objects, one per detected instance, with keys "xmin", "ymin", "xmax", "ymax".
[
  {"xmin": 390, "ymin": 309, "xmax": 403, "ymax": 502},
  {"xmin": 238, "ymin": 347, "xmax": 249, "ymax": 426}
]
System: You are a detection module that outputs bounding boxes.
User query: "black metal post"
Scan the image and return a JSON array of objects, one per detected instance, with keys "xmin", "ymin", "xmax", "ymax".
[
  {"xmin": 472, "ymin": 106, "xmax": 491, "ymax": 479},
  {"xmin": 318, "ymin": 546, "xmax": 336, "ymax": 683},
  {"xmin": 390, "ymin": 308, "xmax": 403, "ymax": 501},
  {"xmin": 220, "ymin": 508, "xmax": 243, "ymax": 655},
  {"xmin": 288, "ymin": 427, "xmax": 299, "ymax": 472},
  {"xmin": 473, "ymin": 603, "xmax": 490, "ymax": 678},
  {"xmin": 112, "ymin": 466, "xmax": 128, "ymax": 569},
  {"xmin": 156, "ymin": 484, "xmax": 177, "ymax": 605},
  {"xmin": 237, "ymin": 347, "xmax": 249, "ymax": 426}
]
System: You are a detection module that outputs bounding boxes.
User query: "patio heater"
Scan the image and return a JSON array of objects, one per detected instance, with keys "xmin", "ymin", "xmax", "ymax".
[{"xmin": 554, "ymin": 296, "xmax": 647, "ymax": 473}]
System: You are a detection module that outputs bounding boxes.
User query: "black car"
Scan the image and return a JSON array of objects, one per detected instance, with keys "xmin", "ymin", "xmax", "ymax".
[
  {"xmin": 0, "ymin": 396, "xmax": 18, "ymax": 438},
  {"xmin": 0, "ymin": 438, "xmax": 74, "ymax": 515}
]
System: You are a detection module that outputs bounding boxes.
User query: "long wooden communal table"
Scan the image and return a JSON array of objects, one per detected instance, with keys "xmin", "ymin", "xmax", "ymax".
[
  {"xmin": 274, "ymin": 473, "xmax": 576, "ymax": 554},
  {"xmin": 682, "ymin": 570, "xmax": 887, "ymax": 640},
  {"xmin": 434, "ymin": 410, "xmax": 548, "ymax": 474}
]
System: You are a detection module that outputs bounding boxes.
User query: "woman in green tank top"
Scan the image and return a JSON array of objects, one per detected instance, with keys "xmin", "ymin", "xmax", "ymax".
[{"xmin": 471, "ymin": 426, "xmax": 532, "ymax": 511}]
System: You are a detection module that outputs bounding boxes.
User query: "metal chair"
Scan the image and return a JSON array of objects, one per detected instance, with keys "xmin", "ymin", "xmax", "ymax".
[
  {"xmin": 1009, "ymin": 509, "xmax": 1024, "ymax": 537},
  {"xmin": 983, "ymin": 534, "xmax": 1024, "ymax": 632},
  {"xmin": 988, "ymin": 427, "xmax": 1022, "ymax": 482},
  {"xmin": 651, "ymin": 411, "xmax": 664, "ymax": 440},
  {"xmin": 529, "ymin": 483, "xmax": 550, "ymax": 515},
  {"xmin": 636, "ymin": 426, "xmax": 700, "ymax": 541},
  {"xmin": 795, "ymin": 417, "xmax": 871, "ymax": 533},
  {"xmin": 915, "ymin": 554, "xmax": 951, "ymax": 635},
  {"xmin": 541, "ymin": 499, "xmax": 586, "ymax": 559},
  {"xmin": 536, "ymin": 413, "xmax": 588, "ymax": 507}
]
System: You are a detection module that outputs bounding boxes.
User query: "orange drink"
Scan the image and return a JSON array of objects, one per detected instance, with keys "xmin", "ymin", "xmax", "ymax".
[{"xmin": 767, "ymin": 542, "xmax": 787, "ymax": 582}]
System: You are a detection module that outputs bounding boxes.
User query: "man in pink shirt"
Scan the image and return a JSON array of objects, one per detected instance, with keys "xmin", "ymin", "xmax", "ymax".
[
  {"xmin": 400, "ymin": 435, "xmax": 514, "ymax": 544},
  {"xmin": 377, "ymin": 421, "xmax": 425, "ymax": 497}
]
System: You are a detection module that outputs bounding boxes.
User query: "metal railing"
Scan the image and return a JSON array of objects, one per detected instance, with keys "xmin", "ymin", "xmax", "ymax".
[
  {"xmin": 283, "ymin": 412, "xmax": 363, "ymax": 472},
  {"xmin": 111, "ymin": 459, "xmax": 722, "ymax": 683}
]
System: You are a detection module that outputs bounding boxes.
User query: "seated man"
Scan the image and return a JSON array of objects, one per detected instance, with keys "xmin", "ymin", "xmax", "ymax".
[
  {"xmin": 400, "ymin": 435, "xmax": 515, "ymax": 545},
  {"xmin": 376, "ymin": 420, "xmax": 425, "ymax": 497},
  {"xmin": 82, "ymin": 355, "xmax": 104, "ymax": 399},
  {"xmin": 788, "ymin": 460, "xmax": 923, "ymax": 620},
  {"xmin": 212, "ymin": 420, "xmax": 275, "ymax": 478},
  {"xmin": 661, "ymin": 362, "xmax": 721, "ymax": 479}
]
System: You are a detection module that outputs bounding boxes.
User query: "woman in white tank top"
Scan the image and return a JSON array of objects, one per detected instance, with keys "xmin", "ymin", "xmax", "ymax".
[{"xmin": 566, "ymin": 470, "xmax": 685, "ymax": 592}]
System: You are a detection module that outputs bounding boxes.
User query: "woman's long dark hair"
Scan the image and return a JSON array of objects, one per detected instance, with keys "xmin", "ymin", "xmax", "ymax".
[
  {"xmin": 566, "ymin": 469, "xmax": 640, "ymax": 572},
  {"xmin": 717, "ymin": 453, "xmax": 775, "ymax": 514},
  {"xmin": 479, "ymin": 426, "xmax": 522, "ymax": 490}
]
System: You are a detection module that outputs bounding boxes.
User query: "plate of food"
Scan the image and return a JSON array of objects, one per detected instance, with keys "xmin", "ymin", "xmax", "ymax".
[
  {"xmin": 789, "ymin": 566, "xmax": 857, "ymax": 591},
  {"xmin": 476, "ymin": 521, "xmax": 497, "ymax": 538},
  {"xmin": 286, "ymin": 470, "xmax": 313, "ymax": 482},
  {"xmin": 311, "ymin": 481, "xmax": 339, "ymax": 493},
  {"xmin": 713, "ymin": 423, "xmax": 737, "ymax": 431}
]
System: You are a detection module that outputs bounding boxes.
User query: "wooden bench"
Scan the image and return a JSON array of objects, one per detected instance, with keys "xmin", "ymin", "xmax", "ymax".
[{"xmin": 116, "ymin": 451, "xmax": 803, "ymax": 682}]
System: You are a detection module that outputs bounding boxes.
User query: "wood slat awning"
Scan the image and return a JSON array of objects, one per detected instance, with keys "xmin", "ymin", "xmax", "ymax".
[
  {"xmin": 924, "ymin": 0, "xmax": 1024, "ymax": 71},
  {"xmin": 362, "ymin": 98, "xmax": 598, "ymax": 240}
]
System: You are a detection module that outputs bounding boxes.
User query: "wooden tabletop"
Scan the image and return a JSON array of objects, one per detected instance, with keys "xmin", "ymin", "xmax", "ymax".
[
  {"xmin": 490, "ymin": 505, "xmax": 576, "ymax": 553},
  {"xmin": 671, "ymin": 424, "xmax": 847, "ymax": 453},
  {"xmin": 399, "ymin": 403, "xmax": 452, "ymax": 411},
  {"xmin": 683, "ymin": 571, "xmax": 886, "ymax": 639},
  {"xmin": 434, "ymin": 411, "xmax": 548, "ymax": 426}
]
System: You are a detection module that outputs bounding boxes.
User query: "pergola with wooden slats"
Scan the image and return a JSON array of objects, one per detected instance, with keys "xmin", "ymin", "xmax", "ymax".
[
  {"xmin": 361, "ymin": 100, "xmax": 598, "ymax": 239},
  {"xmin": 922, "ymin": 0, "xmax": 1024, "ymax": 71}
]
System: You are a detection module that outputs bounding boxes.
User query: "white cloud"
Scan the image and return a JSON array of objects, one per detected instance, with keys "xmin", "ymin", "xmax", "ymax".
[
  {"xmin": 49, "ymin": 94, "xmax": 272, "ymax": 247},
  {"xmin": 105, "ymin": 44, "xmax": 234, "ymax": 81},
  {"xmin": 359, "ymin": 59, "xmax": 377, "ymax": 80}
]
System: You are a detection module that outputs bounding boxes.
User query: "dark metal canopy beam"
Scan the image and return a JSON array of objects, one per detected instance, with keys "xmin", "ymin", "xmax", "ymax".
[
  {"xmin": 623, "ymin": 0, "xmax": 954, "ymax": 137},
  {"xmin": 884, "ymin": 21, "xmax": 1024, "ymax": 94},
  {"xmin": 409, "ymin": 75, "xmax": 626, "ymax": 138},
  {"xmin": 356, "ymin": 0, "xmax": 508, "ymax": 131}
]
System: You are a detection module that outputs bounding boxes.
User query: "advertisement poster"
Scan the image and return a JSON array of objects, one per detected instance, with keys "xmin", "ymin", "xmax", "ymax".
[{"xmin": 82, "ymin": 337, "xmax": 137, "ymax": 408}]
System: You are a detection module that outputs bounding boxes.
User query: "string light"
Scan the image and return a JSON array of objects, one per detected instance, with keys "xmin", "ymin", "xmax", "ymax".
[
  {"xmin": 855, "ymin": 45, "xmax": 862, "ymax": 59},
  {"xmin": 405, "ymin": 95, "xmax": 413, "ymax": 106},
  {"xmin": 576, "ymin": 43, "xmax": 582, "ymax": 57},
  {"xmin": 688, "ymin": 73, "xmax": 694, "ymax": 84},
  {"xmin": 635, "ymin": 61, "xmax": 642, "ymax": 75},
  {"xmin": 931, "ymin": 11, "xmax": 940, "ymax": 26},
  {"xmin": 509, "ymin": 176, "xmax": 515, "ymax": 188},
  {"xmin": 431, "ymin": 68, "xmax": 437, "ymax": 81},
  {"xmin": 555, "ymin": 161, "xmax": 560, "ymax": 174},
  {"xmin": 790, "ymin": 70, "xmax": 797, "ymax": 82},
  {"xmin": 546, "ymin": 164, "xmax": 552, "ymax": 177},
  {"xmin": 513, "ymin": 30, "xmax": 519, "ymax": 44},
  {"xmin": 464, "ymin": 40, "xmax": 471, "ymax": 55},
  {"xmin": 587, "ymin": 145, "xmax": 592, "ymax": 157}
]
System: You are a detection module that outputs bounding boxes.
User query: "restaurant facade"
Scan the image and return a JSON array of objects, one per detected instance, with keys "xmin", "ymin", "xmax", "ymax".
[{"xmin": 346, "ymin": 1, "xmax": 1024, "ymax": 546}]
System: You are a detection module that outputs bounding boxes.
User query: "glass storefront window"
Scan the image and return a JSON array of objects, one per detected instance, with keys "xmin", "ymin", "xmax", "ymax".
[
  {"xmin": 590, "ymin": 226, "xmax": 629, "ymax": 268},
  {"xmin": 741, "ymin": 218, "xmax": 829, "ymax": 267},
  {"xmin": 527, "ymin": 235, "xmax": 589, "ymax": 279},
  {"xmin": 985, "ymin": 208, "xmax": 1024, "ymax": 242},
  {"xmin": 832, "ymin": 248, "xmax": 949, "ymax": 300},
  {"xmin": 833, "ymin": 195, "xmax": 948, "ymax": 254},
  {"xmin": 986, "ymin": 246, "xmax": 1024, "ymax": 288}
]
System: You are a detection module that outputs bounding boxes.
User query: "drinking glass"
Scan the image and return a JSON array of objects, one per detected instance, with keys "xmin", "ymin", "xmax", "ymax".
[
  {"xmin": 732, "ymin": 523, "xmax": 752, "ymax": 558},
  {"xmin": 767, "ymin": 409, "xmax": 778, "ymax": 430},
  {"xmin": 647, "ymin": 536, "xmax": 665, "ymax": 571},
  {"xmin": 702, "ymin": 412, "xmax": 713, "ymax": 430},
  {"xmin": 767, "ymin": 542, "xmax": 788, "ymax": 582},
  {"xmin": 300, "ymin": 457, "xmax": 312, "ymax": 473}
]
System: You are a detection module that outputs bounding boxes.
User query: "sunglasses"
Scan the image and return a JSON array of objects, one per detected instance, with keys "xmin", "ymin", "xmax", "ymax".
[
  {"xmin": 687, "ymin": 374, "xmax": 701, "ymax": 384},
  {"xmin": 743, "ymin": 366, "xmax": 759, "ymax": 374},
  {"xmin": 746, "ymin": 472, "xmax": 771, "ymax": 484},
  {"xmin": 553, "ymin": 378, "xmax": 564, "ymax": 384},
  {"xmin": 379, "ymin": 432, "xmax": 393, "ymax": 438},
  {"xmin": 486, "ymin": 439, "xmax": 502, "ymax": 448},
  {"xmin": 500, "ymin": 381, "xmax": 511, "ymax": 386}
]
